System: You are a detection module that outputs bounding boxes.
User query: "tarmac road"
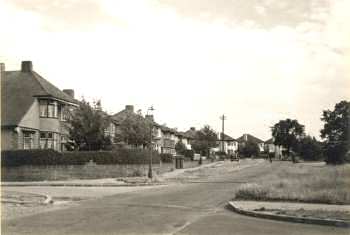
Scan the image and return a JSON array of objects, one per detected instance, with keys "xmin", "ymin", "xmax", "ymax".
[{"xmin": 2, "ymin": 160, "xmax": 349, "ymax": 235}]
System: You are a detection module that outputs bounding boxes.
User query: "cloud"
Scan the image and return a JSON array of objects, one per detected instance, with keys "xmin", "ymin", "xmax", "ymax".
[
  {"xmin": 3, "ymin": 0, "xmax": 116, "ymax": 31},
  {"xmin": 158, "ymin": 0, "xmax": 329, "ymax": 28}
]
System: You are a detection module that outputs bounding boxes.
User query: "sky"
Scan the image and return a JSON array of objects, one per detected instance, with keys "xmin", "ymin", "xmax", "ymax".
[{"xmin": 1, "ymin": 0, "xmax": 349, "ymax": 140}]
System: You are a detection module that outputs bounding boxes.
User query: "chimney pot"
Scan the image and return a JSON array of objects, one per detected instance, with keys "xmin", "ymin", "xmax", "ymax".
[
  {"xmin": 21, "ymin": 61, "xmax": 33, "ymax": 72},
  {"xmin": 63, "ymin": 89, "xmax": 75, "ymax": 98}
]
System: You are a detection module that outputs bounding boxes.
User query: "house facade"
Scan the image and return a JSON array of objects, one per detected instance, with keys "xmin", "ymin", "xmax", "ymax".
[
  {"xmin": 1, "ymin": 61, "xmax": 78, "ymax": 152},
  {"xmin": 218, "ymin": 133, "xmax": 238, "ymax": 155},
  {"xmin": 264, "ymin": 138, "xmax": 283, "ymax": 158},
  {"xmin": 236, "ymin": 133, "xmax": 265, "ymax": 152}
]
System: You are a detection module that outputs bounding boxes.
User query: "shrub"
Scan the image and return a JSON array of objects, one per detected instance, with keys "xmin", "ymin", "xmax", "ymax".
[
  {"xmin": 175, "ymin": 141, "xmax": 187, "ymax": 155},
  {"xmin": 296, "ymin": 136, "xmax": 324, "ymax": 161},
  {"xmin": 184, "ymin": 150, "xmax": 194, "ymax": 160},
  {"xmin": 324, "ymin": 142, "xmax": 348, "ymax": 164},
  {"xmin": 239, "ymin": 141, "xmax": 260, "ymax": 158},
  {"xmin": 160, "ymin": 153, "xmax": 173, "ymax": 163},
  {"xmin": 1, "ymin": 149, "xmax": 160, "ymax": 167}
]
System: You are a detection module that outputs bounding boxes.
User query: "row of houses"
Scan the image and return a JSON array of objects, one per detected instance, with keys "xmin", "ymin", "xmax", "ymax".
[{"xmin": 1, "ymin": 61, "xmax": 282, "ymax": 157}]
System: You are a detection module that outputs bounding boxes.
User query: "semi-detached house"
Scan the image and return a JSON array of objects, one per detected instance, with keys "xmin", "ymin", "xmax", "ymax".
[{"xmin": 1, "ymin": 61, "xmax": 78, "ymax": 152}]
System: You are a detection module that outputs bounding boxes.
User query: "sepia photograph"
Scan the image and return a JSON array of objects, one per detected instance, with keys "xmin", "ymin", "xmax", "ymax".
[{"xmin": 0, "ymin": 0, "xmax": 349, "ymax": 234}]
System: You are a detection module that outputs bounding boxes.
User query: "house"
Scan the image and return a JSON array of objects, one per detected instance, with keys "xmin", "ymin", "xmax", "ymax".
[
  {"xmin": 159, "ymin": 126, "xmax": 176, "ymax": 155},
  {"xmin": 184, "ymin": 127, "xmax": 196, "ymax": 145},
  {"xmin": 174, "ymin": 131, "xmax": 192, "ymax": 150},
  {"xmin": 218, "ymin": 133, "xmax": 238, "ymax": 155},
  {"xmin": 112, "ymin": 105, "xmax": 178, "ymax": 155},
  {"xmin": 236, "ymin": 133, "xmax": 265, "ymax": 152},
  {"xmin": 264, "ymin": 138, "xmax": 283, "ymax": 158},
  {"xmin": 1, "ymin": 61, "xmax": 78, "ymax": 152}
]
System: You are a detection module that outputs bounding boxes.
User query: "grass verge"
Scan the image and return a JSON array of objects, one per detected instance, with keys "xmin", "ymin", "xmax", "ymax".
[{"xmin": 235, "ymin": 162, "xmax": 350, "ymax": 204}]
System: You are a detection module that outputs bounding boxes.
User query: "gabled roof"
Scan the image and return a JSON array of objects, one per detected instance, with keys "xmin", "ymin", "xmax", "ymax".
[
  {"xmin": 236, "ymin": 134, "xmax": 264, "ymax": 144},
  {"xmin": 184, "ymin": 129, "xmax": 196, "ymax": 139},
  {"xmin": 1, "ymin": 70, "xmax": 78, "ymax": 127},
  {"xmin": 220, "ymin": 133, "xmax": 236, "ymax": 141}
]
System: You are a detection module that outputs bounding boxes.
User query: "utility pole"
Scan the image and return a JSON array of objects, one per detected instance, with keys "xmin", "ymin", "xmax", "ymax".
[
  {"xmin": 147, "ymin": 106, "xmax": 154, "ymax": 179},
  {"xmin": 220, "ymin": 114, "xmax": 226, "ymax": 153}
]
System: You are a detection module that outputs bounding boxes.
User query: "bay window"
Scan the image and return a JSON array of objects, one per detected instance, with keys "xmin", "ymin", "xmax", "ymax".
[{"xmin": 40, "ymin": 132, "xmax": 59, "ymax": 150}]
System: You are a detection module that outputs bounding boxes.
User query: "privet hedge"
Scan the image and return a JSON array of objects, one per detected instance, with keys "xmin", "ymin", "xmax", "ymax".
[{"xmin": 1, "ymin": 149, "xmax": 160, "ymax": 167}]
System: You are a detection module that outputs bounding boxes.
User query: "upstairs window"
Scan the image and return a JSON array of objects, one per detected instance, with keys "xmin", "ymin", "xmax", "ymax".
[{"xmin": 39, "ymin": 100, "xmax": 58, "ymax": 118}]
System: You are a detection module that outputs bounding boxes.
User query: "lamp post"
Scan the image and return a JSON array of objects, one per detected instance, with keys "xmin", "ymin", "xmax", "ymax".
[{"xmin": 147, "ymin": 106, "xmax": 154, "ymax": 179}]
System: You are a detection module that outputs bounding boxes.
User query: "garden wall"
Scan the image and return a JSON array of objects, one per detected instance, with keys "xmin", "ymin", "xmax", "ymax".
[{"xmin": 1, "ymin": 159, "xmax": 208, "ymax": 182}]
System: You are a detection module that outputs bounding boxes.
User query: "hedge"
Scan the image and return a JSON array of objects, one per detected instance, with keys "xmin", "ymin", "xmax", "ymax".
[
  {"xmin": 1, "ymin": 149, "xmax": 160, "ymax": 167},
  {"xmin": 160, "ymin": 153, "xmax": 173, "ymax": 163}
]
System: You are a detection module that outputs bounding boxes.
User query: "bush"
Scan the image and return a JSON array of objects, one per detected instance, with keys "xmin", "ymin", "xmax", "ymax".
[
  {"xmin": 296, "ymin": 136, "xmax": 324, "ymax": 161},
  {"xmin": 238, "ymin": 141, "xmax": 260, "ymax": 158},
  {"xmin": 1, "ymin": 149, "xmax": 160, "ymax": 167},
  {"xmin": 184, "ymin": 150, "xmax": 194, "ymax": 160},
  {"xmin": 160, "ymin": 153, "xmax": 173, "ymax": 163},
  {"xmin": 324, "ymin": 142, "xmax": 348, "ymax": 164}
]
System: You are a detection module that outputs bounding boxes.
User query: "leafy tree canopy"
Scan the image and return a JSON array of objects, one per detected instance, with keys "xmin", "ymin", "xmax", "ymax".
[
  {"xmin": 115, "ymin": 113, "xmax": 152, "ymax": 148},
  {"xmin": 192, "ymin": 125, "xmax": 218, "ymax": 156},
  {"xmin": 66, "ymin": 99, "xmax": 111, "ymax": 151},
  {"xmin": 271, "ymin": 118, "xmax": 305, "ymax": 163},
  {"xmin": 320, "ymin": 100, "xmax": 350, "ymax": 164}
]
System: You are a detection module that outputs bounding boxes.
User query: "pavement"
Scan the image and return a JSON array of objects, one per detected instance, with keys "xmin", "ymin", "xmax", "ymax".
[{"xmin": 2, "ymin": 160, "xmax": 350, "ymax": 235}]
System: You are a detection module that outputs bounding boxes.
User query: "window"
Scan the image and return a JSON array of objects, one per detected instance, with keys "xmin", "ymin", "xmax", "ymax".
[
  {"xmin": 39, "ymin": 100, "xmax": 48, "ymax": 117},
  {"xmin": 59, "ymin": 105, "xmax": 70, "ymax": 121},
  {"xmin": 40, "ymin": 132, "xmax": 59, "ymax": 150},
  {"xmin": 23, "ymin": 131, "xmax": 34, "ymax": 149},
  {"xmin": 39, "ymin": 100, "xmax": 58, "ymax": 118}
]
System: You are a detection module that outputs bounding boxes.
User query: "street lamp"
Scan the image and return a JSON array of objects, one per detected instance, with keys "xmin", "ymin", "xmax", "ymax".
[{"xmin": 147, "ymin": 106, "xmax": 154, "ymax": 179}]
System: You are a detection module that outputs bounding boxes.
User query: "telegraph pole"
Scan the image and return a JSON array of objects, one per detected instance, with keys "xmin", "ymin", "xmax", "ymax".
[{"xmin": 220, "ymin": 114, "xmax": 226, "ymax": 153}]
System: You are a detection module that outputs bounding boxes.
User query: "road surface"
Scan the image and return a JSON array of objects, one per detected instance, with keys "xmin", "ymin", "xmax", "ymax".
[{"xmin": 2, "ymin": 160, "xmax": 349, "ymax": 235}]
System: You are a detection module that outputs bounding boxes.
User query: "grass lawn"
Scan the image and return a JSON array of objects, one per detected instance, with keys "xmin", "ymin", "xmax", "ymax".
[{"xmin": 235, "ymin": 161, "xmax": 350, "ymax": 204}]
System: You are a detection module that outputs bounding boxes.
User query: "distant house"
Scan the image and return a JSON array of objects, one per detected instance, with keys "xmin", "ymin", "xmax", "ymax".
[
  {"xmin": 159, "ymin": 126, "xmax": 176, "ymax": 155},
  {"xmin": 1, "ymin": 61, "xmax": 78, "ymax": 152},
  {"xmin": 218, "ymin": 133, "xmax": 238, "ymax": 155},
  {"xmin": 264, "ymin": 138, "xmax": 283, "ymax": 158},
  {"xmin": 174, "ymin": 131, "xmax": 192, "ymax": 150},
  {"xmin": 112, "ymin": 105, "xmax": 179, "ymax": 155},
  {"xmin": 236, "ymin": 134, "xmax": 265, "ymax": 152}
]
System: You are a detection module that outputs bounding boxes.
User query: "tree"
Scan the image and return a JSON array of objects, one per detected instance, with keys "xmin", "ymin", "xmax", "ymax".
[
  {"xmin": 238, "ymin": 141, "xmax": 260, "ymax": 158},
  {"xmin": 296, "ymin": 136, "xmax": 324, "ymax": 161},
  {"xmin": 175, "ymin": 141, "xmax": 187, "ymax": 155},
  {"xmin": 115, "ymin": 113, "xmax": 151, "ymax": 148},
  {"xmin": 191, "ymin": 125, "xmax": 218, "ymax": 164},
  {"xmin": 67, "ymin": 99, "xmax": 111, "ymax": 151},
  {"xmin": 320, "ymin": 100, "xmax": 350, "ymax": 164},
  {"xmin": 271, "ymin": 119, "xmax": 305, "ymax": 163}
]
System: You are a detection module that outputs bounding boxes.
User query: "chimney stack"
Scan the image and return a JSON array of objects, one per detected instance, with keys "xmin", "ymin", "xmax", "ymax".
[
  {"xmin": 21, "ymin": 61, "xmax": 33, "ymax": 72},
  {"xmin": 63, "ymin": 89, "xmax": 75, "ymax": 98},
  {"xmin": 125, "ymin": 105, "xmax": 134, "ymax": 113}
]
